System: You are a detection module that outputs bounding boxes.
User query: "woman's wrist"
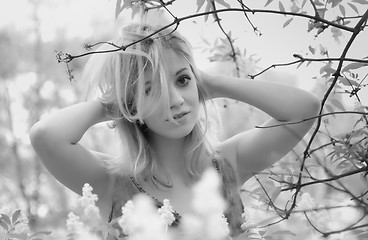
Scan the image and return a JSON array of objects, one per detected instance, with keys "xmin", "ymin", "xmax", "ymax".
[{"xmin": 200, "ymin": 71, "xmax": 221, "ymax": 99}]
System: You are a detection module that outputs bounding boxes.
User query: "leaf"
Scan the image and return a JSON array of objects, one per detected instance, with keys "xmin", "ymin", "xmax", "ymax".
[
  {"xmin": 314, "ymin": 0, "xmax": 325, "ymax": 6},
  {"xmin": 279, "ymin": 1, "xmax": 285, "ymax": 12},
  {"xmin": 196, "ymin": 0, "xmax": 206, "ymax": 12},
  {"xmin": 352, "ymin": 0, "xmax": 368, "ymax": 4},
  {"xmin": 270, "ymin": 186, "xmax": 281, "ymax": 202},
  {"xmin": 115, "ymin": 0, "xmax": 122, "ymax": 19},
  {"xmin": 331, "ymin": 0, "xmax": 342, "ymax": 8},
  {"xmin": 259, "ymin": 230, "xmax": 267, "ymax": 236},
  {"xmin": 325, "ymin": 103, "xmax": 334, "ymax": 113},
  {"xmin": 204, "ymin": 1, "xmax": 213, "ymax": 22},
  {"xmin": 338, "ymin": 77, "xmax": 359, "ymax": 87},
  {"xmin": 302, "ymin": 0, "xmax": 307, "ymax": 8},
  {"xmin": 0, "ymin": 220, "xmax": 9, "ymax": 231},
  {"xmin": 309, "ymin": 46, "xmax": 315, "ymax": 54},
  {"xmin": 331, "ymin": 99, "xmax": 345, "ymax": 111},
  {"xmin": 265, "ymin": 0, "xmax": 274, "ymax": 7},
  {"xmin": 12, "ymin": 210, "xmax": 21, "ymax": 224},
  {"xmin": 342, "ymin": 62, "xmax": 368, "ymax": 72},
  {"xmin": 316, "ymin": 7, "xmax": 327, "ymax": 18},
  {"xmin": 339, "ymin": 4, "xmax": 346, "ymax": 16},
  {"xmin": 115, "ymin": 0, "xmax": 133, "ymax": 19},
  {"xmin": 347, "ymin": 3, "xmax": 359, "ymax": 14},
  {"xmin": 215, "ymin": 0, "xmax": 231, "ymax": 8},
  {"xmin": 320, "ymin": 63, "xmax": 335, "ymax": 75},
  {"xmin": 273, "ymin": 230, "xmax": 297, "ymax": 236},
  {"xmin": 0, "ymin": 214, "xmax": 11, "ymax": 226},
  {"xmin": 297, "ymin": 61, "xmax": 304, "ymax": 69},
  {"xmin": 283, "ymin": 18, "xmax": 293, "ymax": 27}
]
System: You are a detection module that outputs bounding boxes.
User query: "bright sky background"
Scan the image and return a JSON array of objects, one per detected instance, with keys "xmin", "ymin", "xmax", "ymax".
[{"xmin": 1, "ymin": 0, "xmax": 367, "ymax": 106}]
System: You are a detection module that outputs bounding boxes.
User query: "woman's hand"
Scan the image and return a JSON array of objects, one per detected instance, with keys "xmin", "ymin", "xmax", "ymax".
[{"xmin": 198, "ymin": 70, "xmax": 221, "ymax": 100}]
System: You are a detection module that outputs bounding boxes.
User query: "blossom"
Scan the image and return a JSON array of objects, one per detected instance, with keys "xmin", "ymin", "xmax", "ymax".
[
  {"xmin": 158, "ymin": 199, "xmax": 175, "ymax": 226},
  {"xmin": 241, "ymin": 207, "xmax": 257, "ymax": 230},
  {"xmin": 192, "ymin": 168, "xmax": 226, "ymax": 215},
  {"xmin": 79, "ymin": 183, "xmax": 99, "ymax": 206},
  {"xmin": 66, "ymin": 212, "xmax": 84, "ymax": 233},
  {"xmin": 118, "ymin": 195, "xmax": 170, "ymax": 240},
  {"xmin": 180, "ymin": 214, "xmax": 205, "ymax": 240},
  {"xmin": 78, "ymin": 183, "xmax": 100, "ymax": 219},
  {"xmin": 118, "ymin": 200, "xmax": 135, "ymax": 235},
  {"xmin": 206, "ymin": 214, "xmax": 230, "ymax": 239},
  {"xmin": 181, "ymin": 169, "xmax": 230, "ymax": 240}
]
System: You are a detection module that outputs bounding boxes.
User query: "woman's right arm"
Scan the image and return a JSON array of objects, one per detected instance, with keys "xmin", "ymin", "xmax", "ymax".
[{"xmin": 29, "ymin": 100, "xmax": 113, "ymax": 197}]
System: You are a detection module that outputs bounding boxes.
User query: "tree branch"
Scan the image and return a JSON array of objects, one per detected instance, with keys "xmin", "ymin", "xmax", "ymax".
[
  {"xmin": 281, "ymin": 167, "xmax": 368, "ymax": 192},
  {"xmin": 285, "ymin": 8, "xmax": 368, "ymax": 218},
  {"xmin": 211, "ymin": 1, "xmax": 240, "ymax": 77},
  {"xmin": 60, "ymin": 7, "xmax": 359, "ymax": 64},
  {"xmin": 255, "ymin": 111, "xmax": 368, "ymax": 129}
]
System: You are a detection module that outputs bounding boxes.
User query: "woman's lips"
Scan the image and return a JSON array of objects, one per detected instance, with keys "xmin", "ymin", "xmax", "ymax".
[{"xmin": 166, "ymin": 111, "xmax": 191, "ymax": 121}]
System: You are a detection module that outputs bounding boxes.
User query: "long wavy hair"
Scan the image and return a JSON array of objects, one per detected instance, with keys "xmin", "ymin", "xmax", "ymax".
[{"xmin": 82, "ymin": 22, "xmax": 217, "ymax": 187}]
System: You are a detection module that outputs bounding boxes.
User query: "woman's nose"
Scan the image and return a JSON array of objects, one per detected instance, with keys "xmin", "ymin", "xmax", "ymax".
[{"xmin": 169, "ymin": 87, "xmax": 184, "ymax": 109}]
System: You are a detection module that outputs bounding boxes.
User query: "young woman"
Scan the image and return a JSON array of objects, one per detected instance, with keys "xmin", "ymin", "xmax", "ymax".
[{"xmin": 30, "ymin": 22, "xmax": 320, "ymax": 238}]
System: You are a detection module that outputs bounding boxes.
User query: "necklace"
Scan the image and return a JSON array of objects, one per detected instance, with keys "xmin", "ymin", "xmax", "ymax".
[{"xmin": 129, "ymin": 175, "xmax": 182, "ymax": 226}]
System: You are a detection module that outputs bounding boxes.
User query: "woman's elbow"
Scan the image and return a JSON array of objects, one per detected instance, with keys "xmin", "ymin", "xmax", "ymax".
[{"xmin": 29, "ymin": 122, "xmax": 50, "ymax": 152}]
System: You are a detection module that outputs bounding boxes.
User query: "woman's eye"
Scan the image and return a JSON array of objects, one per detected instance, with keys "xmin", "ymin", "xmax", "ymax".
[{"xmin": 177, "ymin": 75, "xmax": 191, "ymax": 86}]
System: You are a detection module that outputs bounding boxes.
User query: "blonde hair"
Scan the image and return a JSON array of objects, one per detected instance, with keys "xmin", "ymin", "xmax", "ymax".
[{"xmin": 82, "ymin": 23, "xmax": 216, "ymax": 187}]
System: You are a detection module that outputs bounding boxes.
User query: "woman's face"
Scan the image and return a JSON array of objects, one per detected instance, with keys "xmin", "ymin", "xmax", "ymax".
[{"xmin": 142, "ymin": 49, "xmax": 200, "ymax": 140}]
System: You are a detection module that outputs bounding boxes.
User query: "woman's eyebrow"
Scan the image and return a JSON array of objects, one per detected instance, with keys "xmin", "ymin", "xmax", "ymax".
[{"xmin": 175, "ymin": 67, "xmax": 188, "ymax": 76}]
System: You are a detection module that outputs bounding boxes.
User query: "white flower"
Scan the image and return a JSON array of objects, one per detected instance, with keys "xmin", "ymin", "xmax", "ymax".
[
  {"xmin": 181, "ymin": 169, "xmax": 230, "ymax": 240},
  {"xmin": 79, "ymin": 183, "xmax": 99, "ymax": 207},
  {"xmin": 206, "ymin": 214, "xmax": 230, "ymax": 240},
  {"xmin": 118, "ymin": 195, "xmax": 170, "ymax": 240},
  {"xmin": 241, "ymin": 207, "xmax": 257, "ymax": 230},
  {"xmin": 66, "ymin": 212, "xmax": 84, "ymax": 233},
  {"xmin": 192, "ymin": 168, "xmax": 226, "ymax": 216},
  {"xmin": 181, "ymin": 214, "xmax": 205, "ymax": 240},
  {"xmin": 118, "ymin": 200, "xmax": 135, "ymax": 235},
  {"xmin": 158, "ymin": 199, "xmax": 175, "ymax": 226},
  {"xmin": 78, "ymin": 183, "xmax": 100, "ymax": 219}
]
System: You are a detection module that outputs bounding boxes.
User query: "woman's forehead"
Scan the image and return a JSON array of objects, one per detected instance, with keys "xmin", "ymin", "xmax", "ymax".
[{"xmin": 161, "ymin": 49, "xmax": 191, "ymax": 76}]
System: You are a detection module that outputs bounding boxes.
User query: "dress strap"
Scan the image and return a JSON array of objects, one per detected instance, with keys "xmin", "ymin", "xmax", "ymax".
[{"xmin": 212, "ymin": 158, "xmax": 220, "ymax": 172}]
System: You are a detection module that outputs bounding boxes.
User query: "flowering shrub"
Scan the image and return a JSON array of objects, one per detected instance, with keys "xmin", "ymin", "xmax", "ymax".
[
  {"xmin": 0, "ymin": 208, "xmax": 50, "ymax": 240},
  {"xmin": 1, "ymin": 169, "xmax": 302, "ymax": 240},
  {"xmin": 65, "ymin": 169, "xmax": 235, "ymax": 240}
]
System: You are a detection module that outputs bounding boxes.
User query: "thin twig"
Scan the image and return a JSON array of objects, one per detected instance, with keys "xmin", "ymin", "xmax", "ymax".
[
  {"xmin": 211, "ymin": 1, "xmax": 240, "ymax": 77},
  {"xmin": 255, "ymin": 111, "xmax": 368, "ymax": 129},
  {"xmin": 281, "ymin": 167, "xmax": 368, "ymax": 191},
  {"xmin": 62, "ymin": 7, "xmax": 359, "ymax": 63},
  {"xmin": 286, "ymin": 9, "xmax": 368, "ymax": 218}
]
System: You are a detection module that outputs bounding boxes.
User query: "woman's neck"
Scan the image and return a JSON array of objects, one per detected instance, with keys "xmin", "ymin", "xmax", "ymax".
[{"xmin": 149, "ymin": 133, "xmax": 187, "ymax": 175}]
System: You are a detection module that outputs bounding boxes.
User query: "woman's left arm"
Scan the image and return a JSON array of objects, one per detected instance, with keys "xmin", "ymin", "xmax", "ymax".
[{"xmin": 201, "ymin": 72, "xmax": 320, "ymax": 185}]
